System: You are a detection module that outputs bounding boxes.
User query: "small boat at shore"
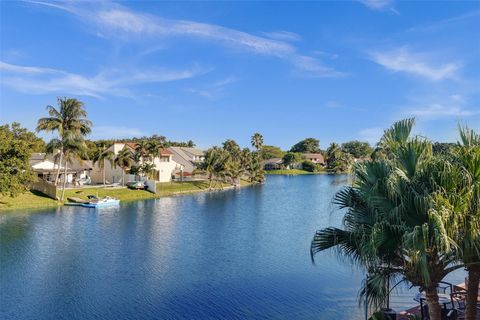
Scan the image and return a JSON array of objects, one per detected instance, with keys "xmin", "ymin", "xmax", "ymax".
[{"xmin": 81, "ymin": 196, "xmax": 120, "ymax": 208}]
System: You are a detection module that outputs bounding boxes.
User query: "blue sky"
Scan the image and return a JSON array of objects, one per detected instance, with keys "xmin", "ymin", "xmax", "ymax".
[{"xmin": 1, "ymin": 0, "xmax": 479, "ymax": 150}]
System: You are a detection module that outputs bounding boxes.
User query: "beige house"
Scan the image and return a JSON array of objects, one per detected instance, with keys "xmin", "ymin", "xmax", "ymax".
[
  {"xmin": 303, "ymin": 153, "xmax": 325, "ymax": 166},
  {"xmin": 168, "ymin": 147, "xmax": 205, "ymax": 175},
  {"xmin": 91, "ymin": 142, "xmax": 180, "ymax": 184},
  {"xmin": 29, "ymin": 153, "xmax": 93, "ymax": 185}
]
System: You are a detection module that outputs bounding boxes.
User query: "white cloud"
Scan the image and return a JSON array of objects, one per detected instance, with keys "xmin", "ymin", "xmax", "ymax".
[
  {"xmin": 358, "ymin": 0, "xmax": 394, "ymax": 10},
  {"xmin": 0, "ymin": 61, "xmax": 207, "ymax": 97},
  {"xmin": 359, "ymin": 127, "xmax": 384, "ymax": 144},
  {"xmin": 369, "ymin": 47, "xmax": 461, "ymax": 81},
  {"xmin": 185, "ymin": 76, "xmax": 237, "ymax": 99},
  {"xmin": 262, "ymin": 30, "xmax": 301, "ymax": 42},
  {"xmin": 27, "ymin": 1, "xmax": 341, "ymax": 78},
  {"xmin": 404, "ymin": 94, "xmax": 478, "ymax": 120}
]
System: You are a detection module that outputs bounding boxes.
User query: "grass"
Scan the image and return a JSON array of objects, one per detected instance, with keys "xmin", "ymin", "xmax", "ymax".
[{"xmin": 0, "ymin": 180, "xmax": 252, "ymax": 212}]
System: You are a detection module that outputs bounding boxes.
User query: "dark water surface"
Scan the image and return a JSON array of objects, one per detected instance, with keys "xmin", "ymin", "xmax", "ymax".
[{"xmin": 1, "ymin": 175, "xmax": 459, "ymax": 319}]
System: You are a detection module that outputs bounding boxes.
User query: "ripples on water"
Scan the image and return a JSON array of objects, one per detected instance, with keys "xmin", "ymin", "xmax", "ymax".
[{"xmin": 0, "ymin": 175, "xmax": 465, "ymax": 319}]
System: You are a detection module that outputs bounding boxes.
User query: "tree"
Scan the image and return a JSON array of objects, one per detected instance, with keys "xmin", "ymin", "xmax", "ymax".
[
  {"xmin": 147, "ymin": 140, "xmax": 163, "ymax": 161},
  {"xmin": 290, "ymin": 138, "xmax": 320, "ymax": 153},
  {"xmin": 36, "ymin": 97, "xmax": 92, "ymax": 185},
  {"xmin": 260, "ymin": 145, "xmax": 284, "ymax": 160},
  {"xmin": 115, "ymin": 148, "xmax": 133, "ymax": 186},
  {"xmin": 341, "ymin": 140, "xmax": 372, "ymax": 158},
  {"xmin": 455, "ymin": 126, "xmax": 480, "ymax": 320},
  {"xmin": 302, "ymin": 160, "xmax": 319, "ymax": 172},
  {"xmin": 282, "ymin": 152, "xmax": 303, "ymax": 169},
  {"xmin": 92, "ymin": 146, "xmax": 115, "ymax": 186},
  {"xmin": 222, "ymin": 139, "xmax": 241, "ymax": 157},
  {"xmin": 251, "ymin": 133, "xmax": 264, "ymax": 151},
  {"xmin": 195, "ymin": 147, "xmax": 229, "ymax": 189},
  {"xmin": 10, "ymin": 122, "xmax": 45, "ymax": 152},
  {"xmin": 311, "ymin": 119, "xmax": 464, "ymax": 320},
  {"xmin": 0, "ymin": 124, "xmax": 36, "ymax": 197},
  {"xmin": 59, "ymin": 133, "xmax": 88, "ymax": 201},
  {"xmin": 140, "ymin": 163, "xmax": 156, "ymax": 180},
  {"xmin": 326, "ymin": 143, "xmax": 353, "ymax": 172},
  {"xmin": 135, "ymin": 140, "xmax": 149, "ymax": 163}
]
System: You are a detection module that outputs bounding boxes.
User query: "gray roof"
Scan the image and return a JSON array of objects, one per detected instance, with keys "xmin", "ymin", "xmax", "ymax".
[{"xmin": 168, "ymin": 147, "xmax": 205, "ymax": 173}]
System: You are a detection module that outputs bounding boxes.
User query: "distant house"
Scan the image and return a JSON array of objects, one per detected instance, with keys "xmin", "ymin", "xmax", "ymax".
[
  {"xmin": 90, "ymin": 142, "xmax": 180, "ymax": 184},
  {"xmin": 168, "ymin": 147, "xmax": 205, "ymax": 175},
  {"xmin": 302, "ymin": 153, "xmax": 325, "ymax": 166},
  {"xmin": 263, "ymin": 158, "xmax": 283, "ymax": 170},
  {"xmin": 29, "ymin": 153, "xmax": 93, "ymax": 185}
]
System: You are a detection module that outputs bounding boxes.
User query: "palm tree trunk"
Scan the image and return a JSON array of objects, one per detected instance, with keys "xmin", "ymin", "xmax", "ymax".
[
  {"xmin": 61, "ymin": 159, "xmax": 68, "ymax": 202},
  {"xmin": 122, "ymin": 169, "xmax": 125, "ymax": 186},
  {"xmin": 54, "ymin": 151, "xmax": 63, "ymax": 185},
  {"xmin": 466, "ymin": 265, "xmax": 480, "ymax": 320},
  {"xmin": 103, "ymin": 159, "xmax": 106, "ymax": 187},
  {"xmin": 425, "ymin": 286, "xmax": 442, "ymax": 320}
]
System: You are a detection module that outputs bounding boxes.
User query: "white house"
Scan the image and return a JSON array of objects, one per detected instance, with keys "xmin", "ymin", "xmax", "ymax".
[
  {"xmin": 29, "ymin": 153, "xmax": 93, "ymax": 185},
  {"xmin": 91, "ymin": 142, "xmax": 180, "ymax": 184}
]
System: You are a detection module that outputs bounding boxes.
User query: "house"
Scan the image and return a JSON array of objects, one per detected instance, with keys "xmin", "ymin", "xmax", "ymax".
[
  {"xmin": 302, "ymin": 153, "xmax": 325, "ymax": 166},
  {"xmin": 263, "ymin": 158, "xmax": 283, "ymax": 170},
  {"xmin": 90, "ymin": 142, "xmax": 180, "ymax": 184},
  {"xmin": 168, "ymin": 147, "xmax": 205, "ymax": 175},
  {"xmin": 29, "ymin": 153, "xmax": 93, "ymax": 185}
]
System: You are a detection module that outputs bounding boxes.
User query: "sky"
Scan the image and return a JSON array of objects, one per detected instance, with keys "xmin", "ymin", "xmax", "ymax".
[{"xmin": 0, "ymin": 0, "xmax": 479, "ymax": 150}]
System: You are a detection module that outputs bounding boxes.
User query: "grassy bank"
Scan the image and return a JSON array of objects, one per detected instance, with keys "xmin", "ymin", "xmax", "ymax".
[
  {"xmin": 265, "ymin": 169, "xmax": 321, "ymax": 175},
  {"xmin": 0, "ymin": 180, "xmax": 251, "ymax": 212}
]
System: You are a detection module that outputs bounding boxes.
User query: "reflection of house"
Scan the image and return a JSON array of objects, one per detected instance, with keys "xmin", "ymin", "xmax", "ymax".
[
  {"xmin": 264, "ymin": 158, "xmax": 283, "ymax": 170},
  {"xmin": 303, "ymin": 153, "xmax": 325, "ymax": 166},
  {"xmin": 91, "ymin": 143, "xmax": 180, "ymax": 184},
  {"xmin": 168, "ymin": 147, "xmax": 205, "ymax": 175},
  {"xmin": 29, "ymin": 153, "xmax": 93, "ymax": 185}
]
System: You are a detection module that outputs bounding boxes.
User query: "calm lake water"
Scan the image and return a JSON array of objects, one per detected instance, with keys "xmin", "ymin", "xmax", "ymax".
[{"xmin": 0, "ymin": 175, "xmax": 465, "ymax": 319}]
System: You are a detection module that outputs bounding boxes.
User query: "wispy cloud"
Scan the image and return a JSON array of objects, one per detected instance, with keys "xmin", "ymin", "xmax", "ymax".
[
  {"xmin": 369, "ymin": 47, "xmax": 461, "ymax": 81},
  {"xmin": 359, "ymin": 127, "xmax": 384, "ymax": 145},
  {"xmin": 27, "ymin": 1, "xmax": 342, "ymax": 78},
  {"xmin": 358, "ymin": 0, "xmax": 394, "ymax": 10},
  {"xmin": 403, "ymin": 94, "xmax": 478, "ymax": 120},
  {"xmin": 0, "ymin": 61, "xmax": 207, "ymax": 97},
  {"xmin": 185, "ymin": 77, "xmax": 237, "ymax": 99}
]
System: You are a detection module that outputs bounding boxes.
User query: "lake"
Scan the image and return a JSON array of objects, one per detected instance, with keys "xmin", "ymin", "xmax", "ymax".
[{"xmin": 0, "ymin": 175, "xmax": 464, "ymax": 319}]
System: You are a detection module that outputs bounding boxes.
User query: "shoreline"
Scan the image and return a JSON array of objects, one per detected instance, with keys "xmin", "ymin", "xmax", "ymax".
[{"xmin": 0, "ymin": 180, "xmax": 254, "ymax": 213}]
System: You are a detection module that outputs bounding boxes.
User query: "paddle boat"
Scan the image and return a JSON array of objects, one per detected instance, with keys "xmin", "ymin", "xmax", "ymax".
[{"xmin": 81, "ymin": 196, "xmax": 120, "ymax": 208}]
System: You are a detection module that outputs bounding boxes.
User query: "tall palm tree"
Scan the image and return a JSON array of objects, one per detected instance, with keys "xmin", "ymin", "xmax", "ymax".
[
  {"xmin": 59, "ymin": 133, "xmax": 88, "ymax": 201},
  {"xmin": 114, "ymin": 148, "xmax": 133, "ymax": 186},
  {"xmin": 36, "ymin": 97, "xmax": 92, "ymax": 185},
  {"xmin": 92, "ymin": 146, "xmax": 115, "ymax": 186},
  {"xmin": 147, "ymin": 140, "xmax": 163, "ymax": 162},
  {"xmin": 455, "ymin": 126, "xmax": 480, "ymax": 320},
  {"xmin": 195, "ymin": 147, "xmax": 229, "ymax": 189},
  {"xmin": 135, "ymin": 140, "xmax": 150, "ymax": 163},
  {"xmin": 251, "ymin": 133, "xmax": 264, "ymax": 151},
  {"xmin": 311, "ymin": 119, "xmax": 463, "ymax": 320}
]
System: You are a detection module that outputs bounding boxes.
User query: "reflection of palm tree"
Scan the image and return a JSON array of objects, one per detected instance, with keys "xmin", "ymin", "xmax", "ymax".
[
  {"xmin": 115, "ymin": 148, "xmax": 133, "ymax": 186},
  {"xmin": 311, "ymin": 119, "xmax": 462, "ymax": 320},
  {"xmin": 36, "ymin": 97, "xmax": 92, "ymax": 185},
  {"xmin": 92, "ymin": 146, "xmax": 115, "ymax": 186}
]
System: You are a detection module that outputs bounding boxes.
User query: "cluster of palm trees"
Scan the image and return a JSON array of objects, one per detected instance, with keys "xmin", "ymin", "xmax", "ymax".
[
  {"xmin": 310, "ymin": 118, "xmax": 480, "ymax": 320},
  {"xmin": 37, "ymin": 98, "xmax": 92, "ymax": 202},
  {"xmin": 195, "ymin": 133, "xmax": 265, "ymax": 188}
]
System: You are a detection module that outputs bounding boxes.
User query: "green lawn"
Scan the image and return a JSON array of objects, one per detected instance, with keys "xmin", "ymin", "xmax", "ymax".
[{"xmin": 0, "ymin": 180, "xmax": 251, "ymax": 212}]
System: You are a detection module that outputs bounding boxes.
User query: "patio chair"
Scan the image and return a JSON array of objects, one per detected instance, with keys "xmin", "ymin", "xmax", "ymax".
[{"xmin": 450, "ymin": 292, "xmax": 466, "ymax": 320}]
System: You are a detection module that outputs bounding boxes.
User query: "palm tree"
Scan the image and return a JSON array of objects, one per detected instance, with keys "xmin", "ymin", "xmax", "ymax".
[
  {"xmin": 59, "ymin": 133, "xmax": 88, "ymax": 201},
  {"xmin": 455, "ymin": 126, "xmax": 480, "ymax": 320},
  {"xmin": 135, "ymin": 140, "xmax": 150, "ymax": 163},
  {"xmin": 311, "ymin": 119, "xmax": 464, "ymax": 320},
  {"xmin": 115, "ymin": 148, "xmax": 133, "ymax": 186},
  {"xmin": 92, "ymin": 146, "xmax": 115, "ymax": 186},
  {"xmin": 251, "ymin": 133, "xmax": 264, "ymax": 151},
  {"xmin": 36, "ymin": 97, "xmax": 92, "ymax": 185},
  {"xmin": 195, "ymin": 147, "xmax": 229, "ymax": 189},
  {"xmin": 141, "ymin": 163, "xmax": 156, "ymax": 180},
  {"xmin": 147, "ymin": 140, "xmax": 163, "ymax": 162}
]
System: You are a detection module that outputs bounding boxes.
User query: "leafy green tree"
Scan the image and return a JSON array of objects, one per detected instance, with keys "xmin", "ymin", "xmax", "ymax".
[
  {"xmin": 10, "ymin": 122, "xmax": 46, "ymax": 152},
  {"xmin": 326, "ymin": 143, "xmax": 353, "ymax": 172},
  {"xmin": 290, "ymin": 138, "xmax": 320, "ymax": 153},
  {"xmin": 0, "ymin": 124, "xmax": 37, "ymax": 196},
  {"xmin": 302, "ymin": 160, "xmax": 320, "ymax": 172},
  {"xmin": 140, "ymin": 163, "xmax": 156, "ymax": 180},
  {"xmin": 115, "ymin": 148, "xmax": 133, "ymax": 186},
  {"xmin": 341, "ymin": 140, "xmax": 373, "ymax": 158},
  {"xmin": 282, "ymin": 152, "xmax": 303, "ymax": 169},
  {"xmin": 311, "ymin": 119, "xmax": 464, "ymax": 320},
  {"xmin": 36, "ymin": 97, "xmax": 92, "ymax": 185},
  {"xmin": 92, "ymin": 146, "xmax": 115, "ymax": 186},
  {"xmin": 251, "ymin": 133, "xmax": 264, "ymax": 151},
  {"xmin": 260, "ymin": 145, "xmax": 284, "ymax": 160}
]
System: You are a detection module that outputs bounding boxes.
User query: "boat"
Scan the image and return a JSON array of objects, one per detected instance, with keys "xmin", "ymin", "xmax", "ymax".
[{"xmin": 81, "ymin": 196, "xmax": 120, "ymax": 208}]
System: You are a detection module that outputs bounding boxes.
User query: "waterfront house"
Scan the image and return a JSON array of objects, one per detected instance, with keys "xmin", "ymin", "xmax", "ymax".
[
  {"xmin": 91, "ymin": 142, "xmax": 180, "ymax": 184},
  {"xmin": 168, "ymin": 147, "xmax": 205, "ymax": 176},
  {"xmin": 29, "ymin": 153, "xmax": 93, "ymax": 185},
  {"xmin": 302, "ymin": 153, "xmax": 325, "ymax": 166},
  {"xmin": 263, "ymin": 158, "xmax": 283, "ymax": 170}
]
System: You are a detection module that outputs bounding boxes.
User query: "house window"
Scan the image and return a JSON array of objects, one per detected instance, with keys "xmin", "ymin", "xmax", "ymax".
[{"xmin": 159, "ymin": 156, "xmax": 170, "ymax": 162}]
